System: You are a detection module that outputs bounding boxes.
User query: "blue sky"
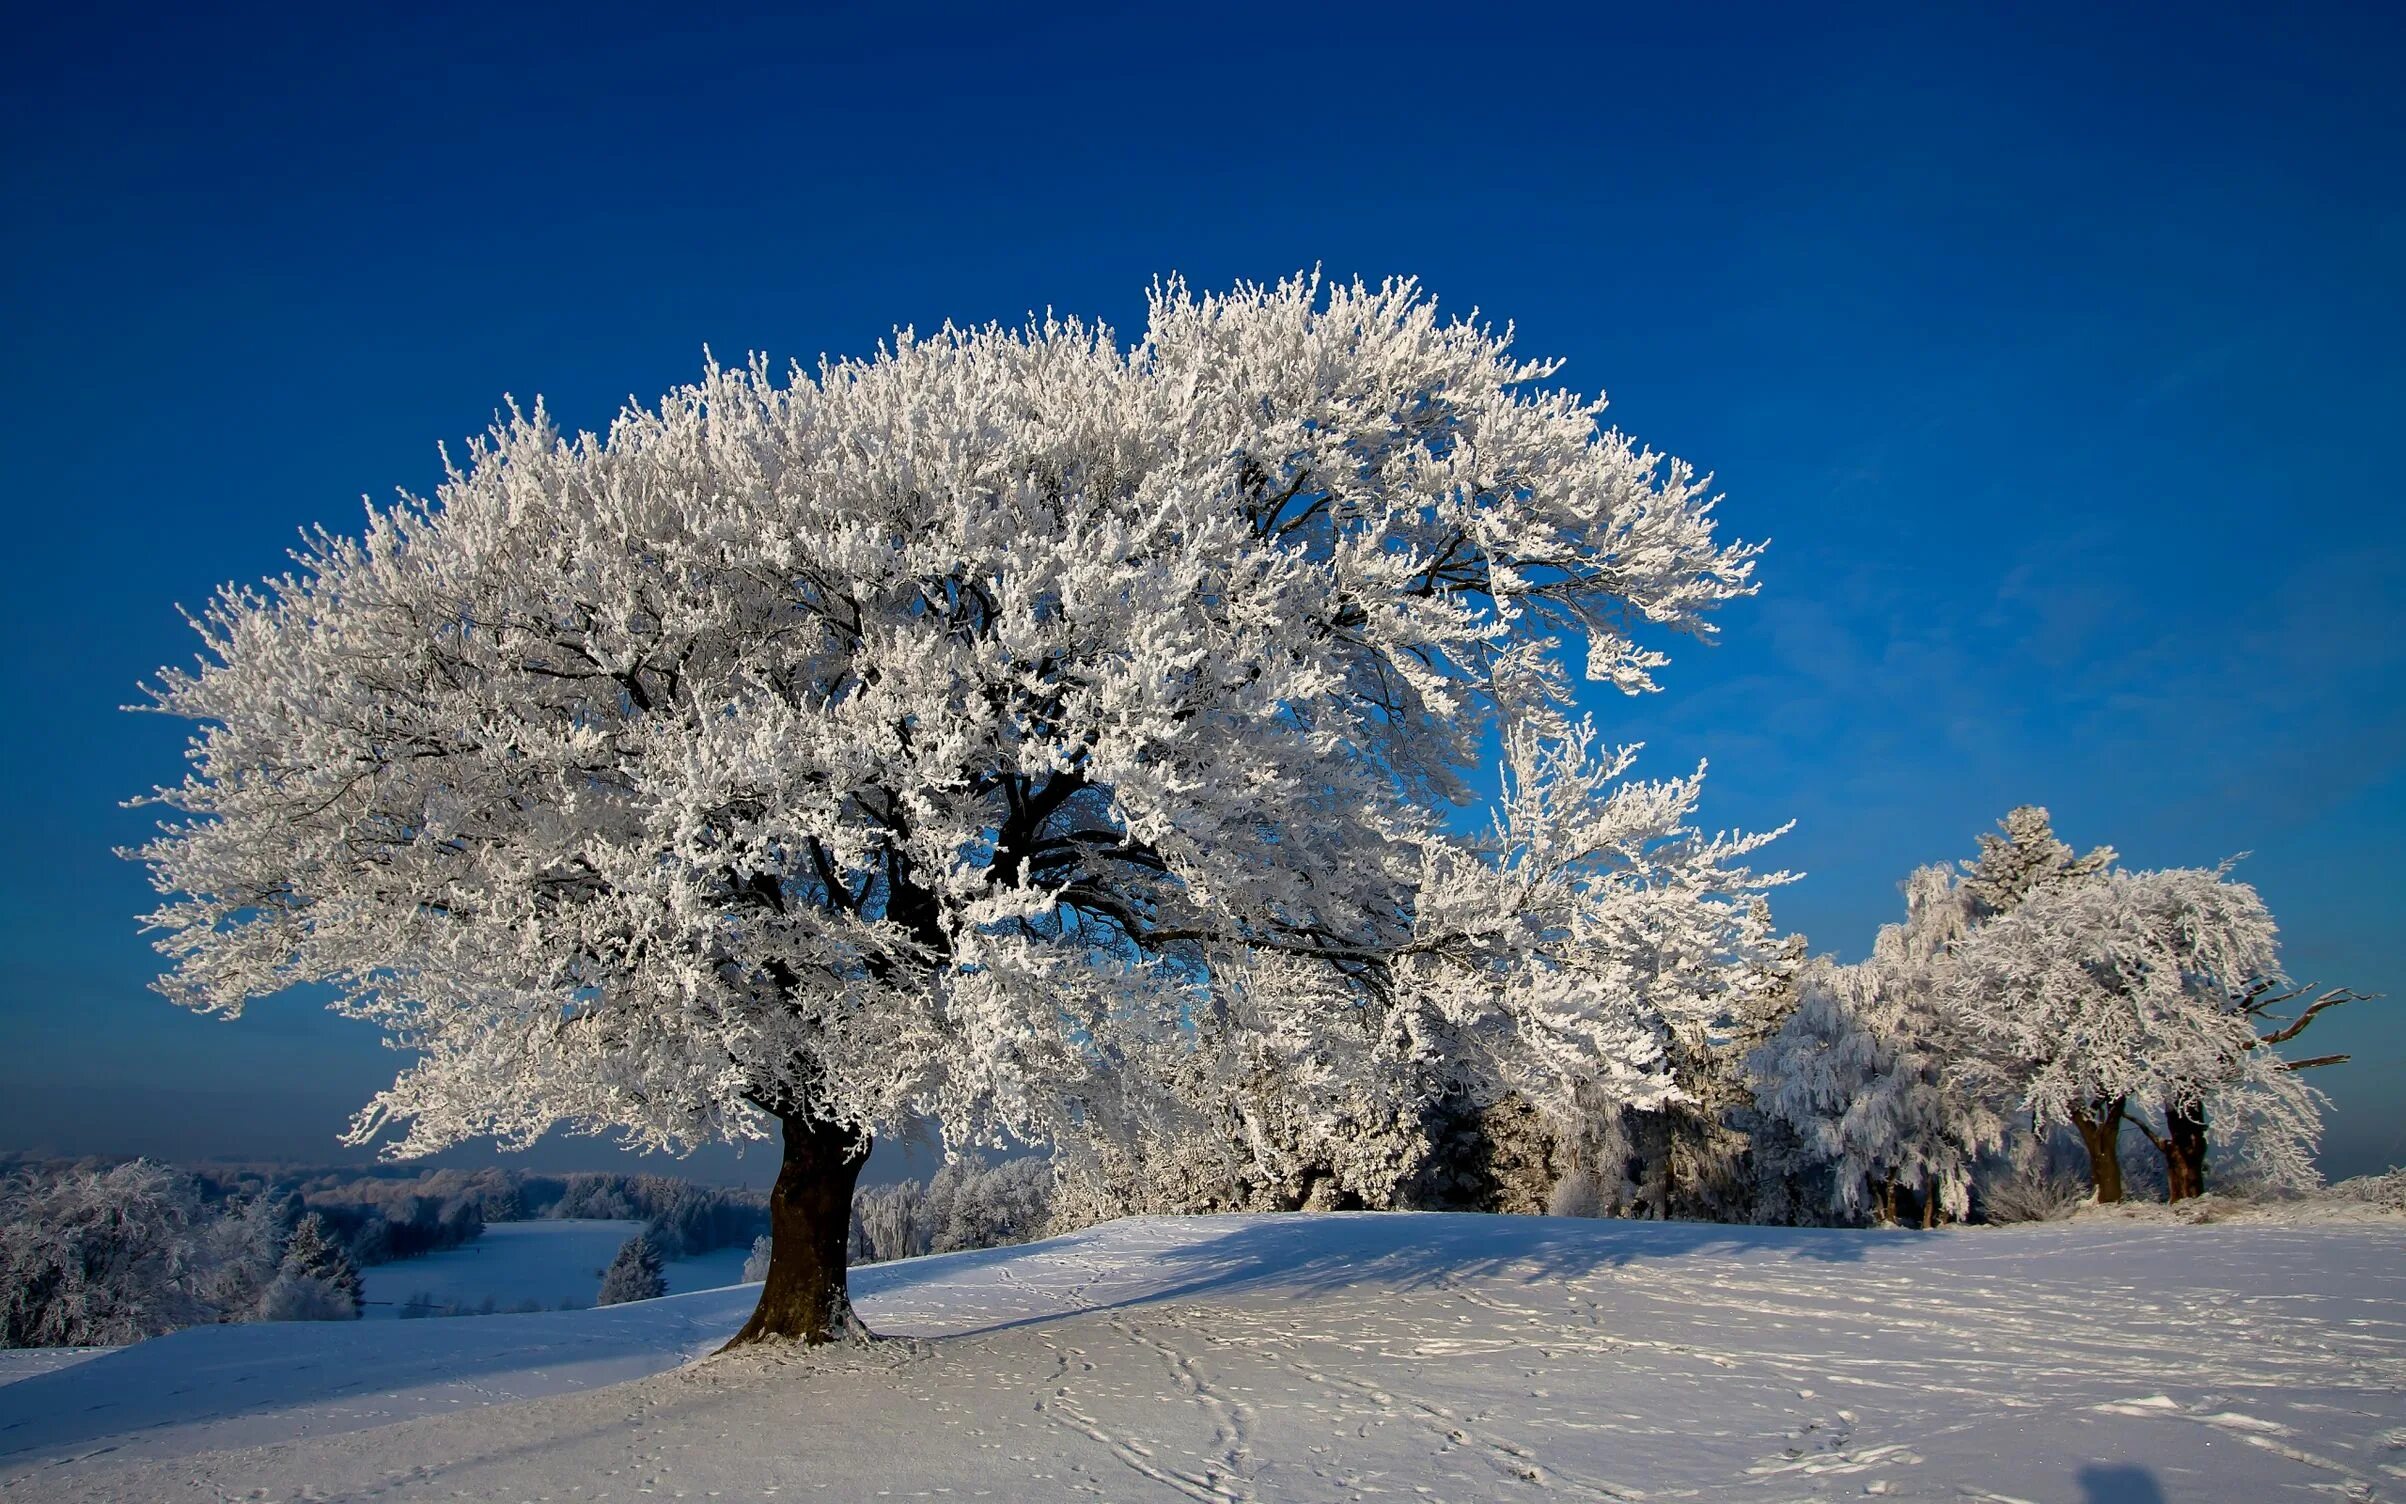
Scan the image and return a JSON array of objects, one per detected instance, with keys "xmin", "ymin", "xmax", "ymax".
[{"xmin": 2, "ymin": 2, "xmax": 2399, "ymax": 1183}]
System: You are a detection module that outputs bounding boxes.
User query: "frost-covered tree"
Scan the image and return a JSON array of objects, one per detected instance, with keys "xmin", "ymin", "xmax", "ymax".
[
  {"xmin": 0, "ymin": 1161, "xmax": 218, "ymax": 1346},
  {"xmin": 1597, "ymin": 911, "xmax": 1802, "ymax": 1221},
  {"xmin": 597, "ymin": 1234, "xmax": 667, "ymax": 1306},
  {"xmin": 1653, "ymin": 926, "xmax": 1809, "ymax": 1223},
  {"xmin": 839, "ymin": 1156, "xmax": 1058, "ymax": 1262},
  {"xmin": 1547, "ymin": 934, "xmax": 1795, "ymax": 1224},
  {"xmin": 258, "ymin": 1211, "xmax": 363, "ymax": 1321},
  {"xmin": 1055, "ymin": 721, "xmax": 1786, "ymax": 1222},
  {"xmin": 922, "ymin": 1157, "xmax": 1054, "ymax": 1253},
  {"xmin": 1748, "ymin": 807, "xmax": 2121, "ymax": 1221},
  {"xmin": 193, "ymin": 1190, "xmax": 290, "ymax": 1321},
  {"xmin": 130, "ymin": 274, "xmax": 1770, "ymax": 1344},
  {"xmin": 1947, "ymin": 866, "xmax": 2359, "ymax": 1201},
  {"xmin": 1751, "ymin": 869, "xmax": 2007, "ymax": 1224}
]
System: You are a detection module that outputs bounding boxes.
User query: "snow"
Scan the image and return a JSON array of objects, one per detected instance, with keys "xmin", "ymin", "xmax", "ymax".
[
  {"xmin": 357, "ymin": 1219, "xmax": 752, "ymax": 1317},
  {"xmin": 660, "ymin": 1242, "xmax": 751, "ymax": 1296},
  {"xmin": 3, "ymin": 1213, "xmax": 2401, "ymax": 1501},
  {"xmin": 0, "ymin": 1350, "xmax": 109, "ymax": 1391}
]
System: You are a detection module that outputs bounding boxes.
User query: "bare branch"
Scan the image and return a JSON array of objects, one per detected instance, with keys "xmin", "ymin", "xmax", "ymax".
[{"xmin": 2253, "ymin": 986, "xmax": 2374, "ymax": 1046}]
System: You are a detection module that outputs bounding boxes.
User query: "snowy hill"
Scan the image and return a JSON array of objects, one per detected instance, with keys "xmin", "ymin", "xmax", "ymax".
[{"xmin": 2, "ymin": 1213, "xmax": 2400, "ymax": 1501}]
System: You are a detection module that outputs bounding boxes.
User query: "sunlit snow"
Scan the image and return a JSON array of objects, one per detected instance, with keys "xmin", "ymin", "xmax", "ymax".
[{"xmin": 4, "ymin": 1212, "xmax": 2400, "ymax": 1501}]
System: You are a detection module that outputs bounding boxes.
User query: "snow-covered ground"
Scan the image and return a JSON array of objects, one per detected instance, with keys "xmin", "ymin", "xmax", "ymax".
[
  {"xmin": 2, "ymin": 1213, "xmax": 2399, "ymax": 1501},
  {"xmin": 0, "ymin": 1351, "xmax": 109, "ymax": 1392},
  {"xmin": 359, "ymin": 1219, "xmax": 753, "ymax": 1316}
]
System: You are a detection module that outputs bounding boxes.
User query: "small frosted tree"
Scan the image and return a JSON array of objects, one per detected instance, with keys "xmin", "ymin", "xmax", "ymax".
[
  {"xmin": 1054, "ymin": 722, "xmax": 1787, "ymax": 1220},
  {"xmin": 598, "ymin": 1234, "xmax": 667, "ymax": 1306},
  {"xmin": 1752, "ymin": 869, "xmax": 2007, "ymax": 1225},
  {"xmin": 131, "ymin": 274, "xmax": 1771, "ymax": 1344},
  {"xmin": 195, "ymin": 1190, "xmax": 290, "ymax": 1321},
  {"xmin": 1947, "ymin": 866, "xmax": 2359, "ymax": 1201},
  {"xmin": 1750, "ymin": 806, "xmax": 2120, "ymax": 1219},
  {"xmin": 259, "ymin": 1211, "xmax": 363, "ymax": 1321}
]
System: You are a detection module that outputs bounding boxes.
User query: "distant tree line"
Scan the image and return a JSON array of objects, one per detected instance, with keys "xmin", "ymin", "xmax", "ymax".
[
  {"xmin": 0, "ymin": 1157, "xmax": 771, "ymax": 1346},
  {"xmin": 0, "ymin": 1161, "xmax": 366, "ymax": 1346},
  {"xmin": 284, "ymin": 1166, "xmax": 767, "ymax": 1260}
]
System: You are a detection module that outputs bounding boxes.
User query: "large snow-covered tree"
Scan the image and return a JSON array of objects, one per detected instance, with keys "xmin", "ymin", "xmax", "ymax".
[
  {"xmin": 130, "ymin": 274, "xmax": 1772, "ymax": 1343},
  {"xmin": 1946, "ymin": 865, "xmax": 2356, "ymax": 1201}
]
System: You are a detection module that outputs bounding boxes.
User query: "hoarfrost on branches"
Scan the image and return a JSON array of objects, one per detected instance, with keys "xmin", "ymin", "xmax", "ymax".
[
  {"xmin": 127, "ymin": 273, "xmax": 1776, "ymax": 1338},
  {"xmin": 2, "ymin": 1162, "xmax": 221, "ymax": 1346},
  {"xmin": 1947, "ymin": 866, "xmax": 2338, "ymax": 1196},
  {"xmin": 1750, "ymin": 869, "xmax": 2006, "ymax": 1225}
]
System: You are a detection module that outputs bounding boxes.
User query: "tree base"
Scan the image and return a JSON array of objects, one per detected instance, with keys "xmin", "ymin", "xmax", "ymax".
[
  {"xmin": 718, "ymin": 1302, "xmax": 880, "ymax": 1352},
  {"xmin": 721, "ymin": 1113, "xmax": 872, "ymax": 1349}
]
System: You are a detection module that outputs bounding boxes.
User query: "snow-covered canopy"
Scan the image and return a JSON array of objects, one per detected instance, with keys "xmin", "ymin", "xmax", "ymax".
[
  {"xmin": 1948, "ymin": 866, "xmax": 2326, "ymax": 1186},
  {"xmin": 130, "ymin": 274, "xmax": 1776, "ymax": 1163}
]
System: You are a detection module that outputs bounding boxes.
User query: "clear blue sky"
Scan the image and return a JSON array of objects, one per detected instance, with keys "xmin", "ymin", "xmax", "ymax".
[{"xmin": 2, "ymin": 2, "xmax": 2399, "ymax": 1184}]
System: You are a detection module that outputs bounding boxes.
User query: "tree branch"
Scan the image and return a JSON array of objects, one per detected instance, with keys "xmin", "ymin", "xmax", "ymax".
[{"xmin": 2252, "ymin": 986, "xmax": 2372, "ymax": 1046}]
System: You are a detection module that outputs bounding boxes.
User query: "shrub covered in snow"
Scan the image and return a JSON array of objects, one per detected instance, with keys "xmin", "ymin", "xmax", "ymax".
[
  {"xmin": 2325, "ymin": 1168, "xmax": 2406, "ymax": 1213},
  {"xmin": 1, "ymin": 1161, "xmax": 225, "ymax": 1346},
  {"xmin": 1979, "ymin": 1169, "xmax": 2090, "ymax": 1225}
]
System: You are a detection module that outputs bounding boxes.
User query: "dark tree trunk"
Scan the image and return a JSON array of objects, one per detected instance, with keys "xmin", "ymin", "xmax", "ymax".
[
  {"xmin": 722, "ymin": 1113, "xmax": 872, "ymax": 1348},
  {"xmin": 2070, "ymin": 1097, "xmax": 2127, "ymax": 1204},
  {"xmin": 2162, "ymin": 1101, "xmax": 2208, "ymax": 1202}
]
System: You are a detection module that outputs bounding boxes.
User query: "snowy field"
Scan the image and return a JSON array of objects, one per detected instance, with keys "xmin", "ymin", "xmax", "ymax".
[
  {"xmin": 358, "ymin": 1219, "xmax": 753, "ymax": 1316},
  {"xmin": 2, "ymin": 1213, "xmax": 2400, "ymax": 1502}
]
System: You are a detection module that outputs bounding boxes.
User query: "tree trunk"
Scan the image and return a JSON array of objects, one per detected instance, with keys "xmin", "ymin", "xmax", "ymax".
[
  {"xmin": 722, "ymin": 1113, "xmax": 872, "ymax": 1348},
  {"xmin": 2162, "ymin": 1101, "xmax": 2208, "ymax": 1202},
  {"xmin": 2070, "ymin": 1097, "xmax": 2127, "ymax": 1204}
]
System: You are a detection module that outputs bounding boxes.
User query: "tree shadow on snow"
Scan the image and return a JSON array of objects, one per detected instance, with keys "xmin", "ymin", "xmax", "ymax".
[
  {"xmin": 871, "ymin": 1211, "xmax": 1876, "ymax": 1339},
  {"xmin": 0, "ymin": 1293, "xmax": 751, "ymax": 1471}
]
